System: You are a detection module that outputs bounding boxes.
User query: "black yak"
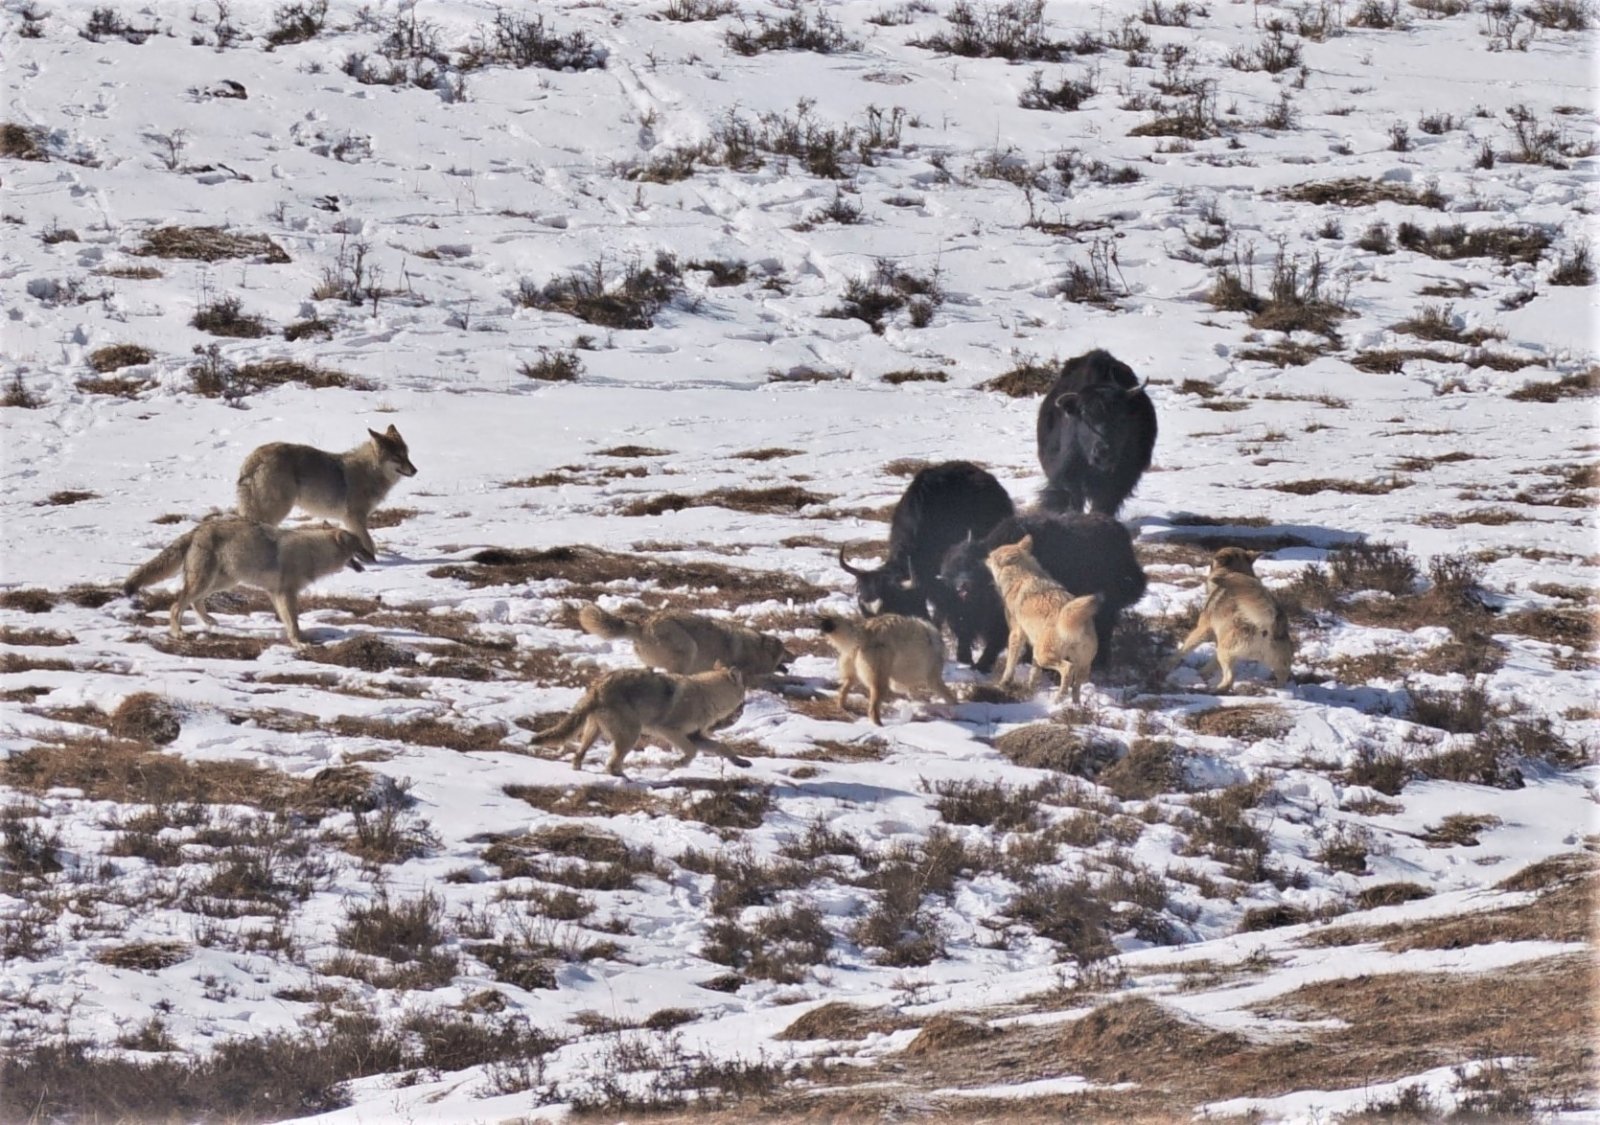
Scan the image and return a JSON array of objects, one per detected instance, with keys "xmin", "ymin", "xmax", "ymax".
[
  {"xmin": 839, "ymin": 461, "xmax": 1014, "ymax": 661},
  {"xmin": 935, "ymin": 511, "xmax": 1147, "ymax": 673},
  {"xmin": 1036, "ymin": 350, "xmax": 1157, "ymax": 517}
]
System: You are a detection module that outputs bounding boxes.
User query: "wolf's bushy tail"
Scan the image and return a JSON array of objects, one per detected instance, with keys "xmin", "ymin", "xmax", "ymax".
[
  {"xmin": 123, "ymin": 532, "xmax": 193, "ymax": 596},
  {"xmin": 578, "ymin": 604, "xmax": 638, "ymax": 642},
  {"xmin": 533, "ymin": 686, "xmax": 599, "ymax": 746}
]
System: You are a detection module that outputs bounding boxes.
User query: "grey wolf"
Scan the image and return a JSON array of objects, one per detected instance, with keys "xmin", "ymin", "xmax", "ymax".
[
  {"xmin": 937, "ymin": 512, "xmax": 1146, "ymax": 673},
  {"xmin": 985, "ymin": 535, "xmax": 1104, "ymax": 705},
  {"xmin": 1173, "ymin": 547, "xmax": 1293, "ymax": 692},
  {"xmin": 837, "ymin": 461, "xmax": 1013, "ymax": 662},
  {"xmin": 817, "ymin": 612, "xmax": 955, "ymax": 726},
  {"xmin": 235, "ymin": 424, "xmax": 417, "ymax": 556},
  {"xmin": 1036, "ymin": 350, "xmax": 1157, "ymax": 516},
  {"xmin": 533, "ymin": 665, "xmax": 750, "ymax": 777},
  {"xmin": 123, "ymin": 518, "xmax": 375, "ymax": 648},
  {"xmin": 577, "ymin": 604, "xmax": 794, "ymax": 677}
]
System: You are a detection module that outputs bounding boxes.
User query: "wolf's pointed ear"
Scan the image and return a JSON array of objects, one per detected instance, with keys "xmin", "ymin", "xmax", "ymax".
[
  {"xmin": 1054, "ymin": 393, "xmax": 1081, "ymax": 415},
  {"xmin": 1017, "ymin": 534, "xmax": 1034, "ymax": 552},
  {"xmin": 713, "ymin": 659, "xmax": 729, "ymax": 670},
  {"xmin": 368, "ymin": 428, "xmax": 385, "ymax": 445},
  {"xmin": 385, "ymin": 424, "xmax": 401, "ymax": 438}
]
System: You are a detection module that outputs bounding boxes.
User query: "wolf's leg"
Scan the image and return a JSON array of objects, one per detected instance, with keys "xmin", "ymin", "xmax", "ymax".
[
  {"xmin": 570, "ymin": 718, "xmax": 600, "ymax": 770},
  {"xmin": 270, "ymin": 591, "xmax": 305, "ymax": 648},
  {"xmin": 835, "ymin": 659, "xmax": 857, "ymax": 710},
  {"xmin": 603, "ymin": 720, "xmax": 642, "ymax": 777},
  {"xmin": 1214, "ymin": 650, "xmax": 1237, "ymax": 694},
  {"xmin": 999, "ymin": 627, "xmax": 1025, "ymax": 684},
  {"xmin": 867, "ymin": 665, "xmax": 892, "ymax": 726},
  {"xmin": 346, "ymin": 514, "xmax": 377, "ymax": 558}
]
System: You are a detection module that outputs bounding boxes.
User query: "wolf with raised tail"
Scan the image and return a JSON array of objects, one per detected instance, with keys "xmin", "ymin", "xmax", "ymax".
[{"xmin": 123, "ymin": 517, "xmax": 375, "ymax": 648}]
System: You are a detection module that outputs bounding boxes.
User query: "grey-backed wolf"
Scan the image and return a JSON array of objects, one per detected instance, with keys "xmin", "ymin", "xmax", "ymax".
[
  {"xmin": 985, "ymin": 535, "xmax": 1103, "ymax": 704},
  {"xmin": 123, "ymin": 518, "xmax": 375, "ymax": 648},
  {"xmin": 236, "ymin": 425, "xmax": 417, "ymax": 556},
  {"xmin": 817, "ymin": 612, "xmax": 955, "ymax": 726},
  {"xmin": 1173, "ymin": 547, "xmax": 1294, "ymax": 692},
  {"xmin": 533, "ymin": 665, "xmax": 750, "ymax": 777},
  {"xmin": 577, "ymin": 604, "xmax": 794, "ymax": 677}
]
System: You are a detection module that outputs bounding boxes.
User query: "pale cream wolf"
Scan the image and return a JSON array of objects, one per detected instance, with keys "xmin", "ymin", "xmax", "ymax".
[
  {"xmin": 123, "ymin": 517, "xmax": 375, "ymax": 648},
  {"xmin": 578, "ymin": 603, "xmax": 794, "ymax": 677},
  {"xmin": 985, "ymin": 535, "xmax": 1103, "ymax": 705},
  {"xmin": 1173, "ymin": 547, "xmax": 1294, "ymax": 692},
  {"xmin": 236, "ymin": 424, "xmax": 417, "ymax": 556},
  {"xmin": 533, "ymin": 665, "xmax": 750, "ymax": 777},
  {"xmin": 818, "ymin": 612, "xmax": 955, "ymax": 726}
]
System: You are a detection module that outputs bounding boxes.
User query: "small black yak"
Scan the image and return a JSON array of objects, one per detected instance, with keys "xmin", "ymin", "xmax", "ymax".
[
  {"xmin": 839, "ymin": 461, "xmax": 1014, "ymax": 657},
  {"xmin": 936, "ymin": 511, "xmax": 1148, "ymax": 673},
  {"xmin": 1036, "ymin": 350, "xmax": 1157, "ymax": 517}
]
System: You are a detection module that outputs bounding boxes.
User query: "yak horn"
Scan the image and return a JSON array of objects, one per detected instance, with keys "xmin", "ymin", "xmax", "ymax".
[
  {"xmin": 838, "ymin": 547, "xmax": 867, "ymax": 577},
  {"xmin": 1126, "ymin": 378, "xmax": 1150, "ymax": 398}
]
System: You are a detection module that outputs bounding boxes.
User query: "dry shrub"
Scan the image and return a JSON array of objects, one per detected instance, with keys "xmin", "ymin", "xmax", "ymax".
[
  {"xmin": 1395, "ymin": 222, "xmax": 1551, "ymax": 265},
  {"xmin": 882, "ymin": 368, "xmax": 948, "ymax": 384},
  {"xmin": 978, "ymin": 359, "xmax": 1058, "ymax": 397},
  {"xmin": 1, "ymin": 588, "xmax": 57, "ymax": 613},
  {"xmin": 1508, "ymin": 367, "xmax": 1598, "ymax": 402},
  {"xmin": 933, "ymin": 777, "xmax": 1054, "ymax": 831},
  {"xmin": 1278, "ymin": 178, "xmax": 1447, "ymax": 208},
  {"xmin": 108, "ymin": 693, "xmax": 182, "ymax": 745},
  {"xmin": 1356, "ymin": 882, "xmax": 1433, "ymax": 909},
  {"xmin": 992, "ymin": 722, "xmax": 1121, "ymax": 776},
  {"xmin": 901, "ymin": 1016, "xmax": 996, "ymax": 1056},
  {"xmin": 432, "ymin": 544, "xmax": 827, "ymax": 606},
  {"xmin": 1099, "ymin": 738, "xmax": 1179, "ymax": 800},
  {"xmin": 680, "ymin": 781, "xmax": 773, "ymax": 830},
  {"xmin": 734, "ymin": 447, "xmax": 802, "ymax": 460},
  {"xmin": 504, "ymin": 783, "xmax": 668, "ymax": 818},
  {"xmin": 776, "ymin": 1003, "xmax": 909, "ymax": 1042},
  {"xmin": 1006, "ymin": 877, "xmax": 1117, "ymax": 961},
  {"xmin": 1184, "ymin": 705, "xmax": 1290, "ymax": 741},
  {"xmin": 306, "ymin": 635, "xmax": 418, "ymax": 671},
  {"xmin": 620, "ymin": 485, "xmax": 832, "ymax": 517},
  {"xmin": 135, "ymin": 226, "xmax": 290, "ymax": 263},
  {"xmin": 331, "ymin": 714, "xmax": 507, "ymax": 753},
  {"xmin": 95, "ymin": 941, "xmax": 190, "ymax": 971},
  {"xmin": 484, "ymin": 826, "xmax": 659, "ymax": 891},
  {"xmin": 703, "ymin": 902, "xmax": 832, "ymax": 983},
  {"xmin": 1, "ymin": 122, "xmax": 48, "ymax": 161},
  {"xmin": 87, "ymin": 343, "xmax": 155, "ymax": 372},
  {"xmin": 77, "ymin": 374, "xmax": 154, "ymax": 397}
]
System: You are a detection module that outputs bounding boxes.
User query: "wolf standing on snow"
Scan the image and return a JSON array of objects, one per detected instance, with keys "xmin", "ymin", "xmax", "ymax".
[
  {"xmin": 235, "ymin": 424, "xmax": 417, "ymax": 557},
  {"xmin": 533, "ymin": 665, "xmax": 751, "ymax": 777},
  {"xmin": 123, "ymin": 517, "xmax": 376, "ymax": 648},
  {"xmin": 1173, "ymin": 547, "xmax": 1294, "ymax": 692}
]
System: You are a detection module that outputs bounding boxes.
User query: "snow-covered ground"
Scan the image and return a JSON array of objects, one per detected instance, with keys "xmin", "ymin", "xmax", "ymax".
[{"xmin": 1, "ymin": 0, "xmax": 1595, "ymax": 1120}]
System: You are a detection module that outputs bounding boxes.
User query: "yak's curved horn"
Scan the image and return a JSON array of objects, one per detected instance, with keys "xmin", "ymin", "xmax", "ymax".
[{"xmin": 838, "ymin": 546, "xmax": 868, "ymax": 577}]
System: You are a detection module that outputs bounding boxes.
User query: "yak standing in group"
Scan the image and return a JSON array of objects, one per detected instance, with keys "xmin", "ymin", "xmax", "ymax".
[
  {"xmin": 1036, "ymin": 350, "xmax": 1157, "ymax": 517},
  {"xmin": 936, "ymin": 511, "xmax": 1148, "ymax": 674},
  {"xmin": 838, "ymin": 460, "xmax": 1014, "ymax": 664}
]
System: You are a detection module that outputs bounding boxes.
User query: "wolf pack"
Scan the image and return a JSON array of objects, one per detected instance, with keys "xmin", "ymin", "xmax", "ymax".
[{"xmin": 123, "ymin": 349, "xmax": 1295, "ymax": 777}]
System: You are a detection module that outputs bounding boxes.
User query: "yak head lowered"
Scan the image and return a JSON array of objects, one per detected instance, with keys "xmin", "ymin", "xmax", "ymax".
[{"xmin": 837, "ymin": 548, "xmax": 931, "ymax": 619}]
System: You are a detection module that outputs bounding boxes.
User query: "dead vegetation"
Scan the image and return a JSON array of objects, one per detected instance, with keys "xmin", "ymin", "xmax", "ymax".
[
  {"xmin": 134, "ymin": 226, "xmax": 290, "ymax": 263},
  {"xmin": 619, "ymin": 485, "xmax": 832, "ymax": 517},
  {"xmin": 430, "ymin": 545, "xmax": 828, "ymax": 609},
  {"xmin": 1277, "ymin": 177, "xmax": 1447, "ymax": 208}
]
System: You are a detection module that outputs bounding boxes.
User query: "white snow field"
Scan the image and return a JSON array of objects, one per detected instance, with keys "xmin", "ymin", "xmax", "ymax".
[{"xmin": 0, "ymin": 0, "xmax": 1595, "ymax": 1121}]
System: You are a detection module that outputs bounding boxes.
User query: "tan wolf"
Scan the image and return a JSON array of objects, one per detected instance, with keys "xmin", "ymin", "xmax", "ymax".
[
  {"xmin": 1173, "ymin": 547, "xmax": 1294, "ymax": 692},
  {"xmin": 235, "ymin": 424, "xmax": 417, "ymax": 556},
  {"xmin": 533, "ymin": 665, "xmax": 750, "ymax": 777},
  {"xmin": 577, "ymin": 604, "xmax": 794, "ymax": 677},
  {"xmin": 817, "ymin": 612, "xmax": 955, "ymax": 726},
  {"xmin": 985, "ymin": 535, "xmax": 1102, "ymax": 704},
  {"xmin": 123, "ymin": 518, "xmax": 375, "ymax": 648}
]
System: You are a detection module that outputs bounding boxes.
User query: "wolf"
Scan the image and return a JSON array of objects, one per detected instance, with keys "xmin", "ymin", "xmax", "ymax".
[
  {"xmin": 123, "ymin": 517, "xmax": 375, "ymax": 648},
  {"xmin": 235, "ymin": 424, "xmax": 417, "ymax": 556},
  {"xmin": 985, "ymin": 536, "xmax": 1103, "ymax": 705},
  {"xmin": 577, "ymin": 604, "xmax": 794, "ymax": 677},
  {"xmin": 533, "ymin": 665, "xmax": 751, "ymax": 777},
  {"xmin": 817, "ymin": 612, "xmax": 955, "ymax": 726},
  {"xmin": 1173, "ymin": 547, "xmax": 1294, "ymax": 692}
]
